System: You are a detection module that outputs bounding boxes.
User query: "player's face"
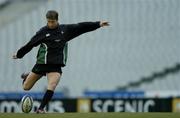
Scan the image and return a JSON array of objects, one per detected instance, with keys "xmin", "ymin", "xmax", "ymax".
[{"xmin": 47, "ymin": 19, "xmax": 58, "ymax": 29}]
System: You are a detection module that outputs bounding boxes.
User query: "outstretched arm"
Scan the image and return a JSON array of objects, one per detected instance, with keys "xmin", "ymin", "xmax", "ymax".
[
  {"xmin": 12, "ymin": 31, "xmax": 45, "ymax": 59},
  {"xmin": 65, "ymin": 21, "xmax": 109, "ymax": 41},
  {"xmin": 99, "ymin": 21, "xmax": 109, "ymax": 27}
]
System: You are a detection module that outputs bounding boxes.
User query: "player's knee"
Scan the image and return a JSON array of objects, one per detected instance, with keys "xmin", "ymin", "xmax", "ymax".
[
  {"xmin": 23, "ymin": 84, "xmax": 31, "ymax": 91},
  {"xmin": 23, "ymin": 86, "xmax": 30, "ymax": 91},
  {"xmin": 48, "ymin": 82, "xmax": 57, "ymax": 90}
]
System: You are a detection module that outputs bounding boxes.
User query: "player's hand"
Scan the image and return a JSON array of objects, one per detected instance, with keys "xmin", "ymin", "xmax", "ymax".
[
  {"xmin": 12, "ymin": 53, "xmax": 18, "ymax": 59},
  {"xmin": 100, "ymin": 21, "xmax": 110, "ymax": 27}
]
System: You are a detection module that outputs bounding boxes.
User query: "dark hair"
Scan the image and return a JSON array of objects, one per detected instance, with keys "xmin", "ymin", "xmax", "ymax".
[{"xmin": 46, "ymin": 10, "xmax": 58, "ymax": 20}]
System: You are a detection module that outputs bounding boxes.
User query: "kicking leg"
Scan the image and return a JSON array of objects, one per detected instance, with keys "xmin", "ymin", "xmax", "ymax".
[
  {"xmin": 22, "ymin": 72, "xmax": 42, "ymax": 91},
  {"xmin": 37, "ymin": 72, "xmax": 61, "ymax": 112}
]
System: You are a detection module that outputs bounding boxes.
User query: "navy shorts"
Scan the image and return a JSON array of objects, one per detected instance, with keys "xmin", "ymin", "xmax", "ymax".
[{"xmin": 32, "ymin": 64, "xmax": 62, "ymax": 76}]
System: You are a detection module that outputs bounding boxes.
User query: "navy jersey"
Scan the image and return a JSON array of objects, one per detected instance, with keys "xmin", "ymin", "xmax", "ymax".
[{"xmin": 16, "ymin": 21, "xmax": 100, "ymax": 66}]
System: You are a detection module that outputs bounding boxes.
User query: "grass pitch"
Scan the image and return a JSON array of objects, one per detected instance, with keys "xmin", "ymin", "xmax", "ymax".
[{"xmin": 0, "ymin": 113, "xmax": 180, "ymax": 118}]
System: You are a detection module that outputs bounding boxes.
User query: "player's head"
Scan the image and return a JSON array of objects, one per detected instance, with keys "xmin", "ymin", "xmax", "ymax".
[{"xmin": 46, "ymin": 10, "xmax": 59, "ymax": 29}]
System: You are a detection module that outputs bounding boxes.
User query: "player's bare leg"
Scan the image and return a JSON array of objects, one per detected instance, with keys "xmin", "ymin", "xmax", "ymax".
[
  {"xmin": 47, "ymin": 72, "xmax": 61, "ymax": 91},
  {"xmin": 22, "ymin": 72, "xmax": 42, "ymax": 91},
  {"xmin": 37, "ymin": 72, "xmax": 61, "ymax": 113}
]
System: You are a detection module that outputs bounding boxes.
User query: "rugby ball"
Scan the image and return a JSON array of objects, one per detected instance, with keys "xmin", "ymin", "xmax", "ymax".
[{"xmin": 21, "ymin": 95, "xmax": 33, "ymax": 113}]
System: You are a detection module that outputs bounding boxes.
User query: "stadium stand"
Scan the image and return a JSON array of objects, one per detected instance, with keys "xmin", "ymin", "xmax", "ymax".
[
  {"xmin": 0, "ymin": 0, "xmax": 46, "ymax": 27},
  {"xmin": 118, "ymin": 63, "xmax": 180, "ymax": 90}
]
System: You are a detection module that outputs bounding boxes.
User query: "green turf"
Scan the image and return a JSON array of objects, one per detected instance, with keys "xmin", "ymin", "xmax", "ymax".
[{"xmin": 0, "ymin": 113, "xmax": 180, "ymax": 118}]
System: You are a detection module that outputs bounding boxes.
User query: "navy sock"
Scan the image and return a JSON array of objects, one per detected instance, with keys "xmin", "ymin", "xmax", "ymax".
[{"xmin": 39, "ymin": 90, "xmax": 54, "ymax": 110}]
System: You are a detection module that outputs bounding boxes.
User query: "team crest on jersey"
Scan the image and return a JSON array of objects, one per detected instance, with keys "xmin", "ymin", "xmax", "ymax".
[
  {"xmin": 54, "ymin": 39, "xmax": 61, "ymax": 42},
  {"xmin": 46, "ymin": 33, "xmax": 50, "ymax": 37}
]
